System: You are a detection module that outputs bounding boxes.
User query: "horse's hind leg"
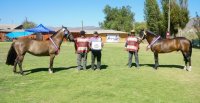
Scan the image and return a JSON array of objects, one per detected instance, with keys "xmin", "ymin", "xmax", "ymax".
[
  {"xmin": 182, "ymin": 51, "xmax": 188, "ymax": 71},
  {"xmin": 13, "ymin": 56, "xmax": 19, "ymax": 74},
  {"xmin": 187, "ymin": 55, "xmax": 192, "ymax": 71},
  {"xmin": 18, "ymin": 55, "xmax": 25, "ymax": 75},
  {"xmin": 49, "ymin": 54, "xmax": 55, "ymax": 73},
  {"xmin": 154, "ymin": 53, "xmax": 159, "ymax": 70}
]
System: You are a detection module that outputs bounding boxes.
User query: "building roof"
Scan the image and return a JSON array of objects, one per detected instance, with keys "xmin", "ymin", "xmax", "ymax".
[
  {"xmin": 83, "ymin": 29, "xmax": 127, "ymax": 34},
  {"xmin": 0, "ymin": 24, "xmax": 22, "ymax": 30},
  {"xmin": 0, "ymin": 24, "xmax": 23, "ymax": 32},
  {"xmin": 50, "ymin": 26, "xmax": 127, "ymax": 34}
]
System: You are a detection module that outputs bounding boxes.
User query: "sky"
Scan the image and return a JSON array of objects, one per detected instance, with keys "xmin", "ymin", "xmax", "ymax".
[{"xmin": 0, "ymin": 0, "xmax": 199, "ymax": 27}]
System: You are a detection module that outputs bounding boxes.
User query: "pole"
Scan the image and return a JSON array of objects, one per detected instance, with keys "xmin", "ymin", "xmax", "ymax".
[
  {"xmin": 81, "ymin": 20, "xmax": 83, "ymax": 30},
  {"xmin": 167, "ymin": 0, "xmax": 170, "ymax": 39}
]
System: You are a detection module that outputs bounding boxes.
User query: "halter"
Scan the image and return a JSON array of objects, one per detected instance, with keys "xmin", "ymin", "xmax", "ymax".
[
  {"xmin": 147, "ymin": 36, "xmax": 161, "ymax": 50},
  {"xmin": 49, "ymin": 37, "xmax": 60, "ymax": 55},
  {"xmin": 138, "ymin": 30, "xmax": 146, "ymax": 41}
]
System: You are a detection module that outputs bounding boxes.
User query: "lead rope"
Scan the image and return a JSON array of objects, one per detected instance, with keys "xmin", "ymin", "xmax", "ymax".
[
  {"xmin": 146, "ymin": 36, "xmax": 161, "ymax": 50},
  {"xmin": 49, "ymin": 37, "xmax": 60, "ymax": 55}
]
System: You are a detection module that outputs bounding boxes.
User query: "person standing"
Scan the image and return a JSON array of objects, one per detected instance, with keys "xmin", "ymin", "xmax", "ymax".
[
  {"xmin": 89, "ymin": 31, "xmax": 103, "ymax": 70},
  {"xmin": 74, "ymin": 30, "xmax": 90, "ymax": 70},
  {"xmin": 125, "ymin": 30, "xmax": 140, "ymax": 68}
]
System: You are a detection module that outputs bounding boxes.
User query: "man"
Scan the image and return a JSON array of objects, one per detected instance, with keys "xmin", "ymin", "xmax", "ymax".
[
  {"xmin": 125, "ymin": 30, "xmax": 140, "ymax": 68},
  {"xmin": 89, "ymin": 31, "xmax": 103, "ymax": 70},
  {"xmin": 74, "ymin": 30, "xmax": 90, "ymax": 70}
]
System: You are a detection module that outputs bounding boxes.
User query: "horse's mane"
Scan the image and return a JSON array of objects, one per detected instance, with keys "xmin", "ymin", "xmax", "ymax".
[
  {"xmin": 146, "ymin": 30, "xmax": 157, "ymax": 36},
  {"xmin": 50, "ymin": 28, "xmax": 62, "ymax": 38}
]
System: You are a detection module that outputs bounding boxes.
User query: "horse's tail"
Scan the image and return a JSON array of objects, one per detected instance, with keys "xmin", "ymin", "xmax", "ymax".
[
  {"xmin": 189, "ymin": 40, "xmax": 192, "ymax": 57},
  {"xmin": 6, "ymin": 42, "xmax": 17, "ymax": 66}
]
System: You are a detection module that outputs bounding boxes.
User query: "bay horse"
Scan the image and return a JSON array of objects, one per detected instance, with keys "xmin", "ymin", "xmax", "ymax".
[
  {"xmin": 6, "ymin": 27, "xmax": 74, "ymax": 75},
  {"xmin": 138, "ymin": 30, "xmax": 192, "ymax": 71}
]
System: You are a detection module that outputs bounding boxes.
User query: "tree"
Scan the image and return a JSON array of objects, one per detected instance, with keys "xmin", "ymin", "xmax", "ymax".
[
  {"xmin": 161, "ymin": 0, "xmax": 189, "ymax": 37},
  {"xmin": 193, "ymin": 12, "xmax": 200, "ymax": 47},
  {"xmin": 100, "ymin": 5, "xmax": 135, "ymax": 32},
  {"xmin": 22, "ymin": 18, "xmax": 36, "ymax": 29},
  {"xmin": 144, "ymin": 0, "xmax": 165, "ymax": 36},
  {"xmin": 134, "ymin": 22, "xmax": 147, "ymax": 34},
  {"xmin": 179, "ymin": 0, "xmax": 189, "ymax": 29}
]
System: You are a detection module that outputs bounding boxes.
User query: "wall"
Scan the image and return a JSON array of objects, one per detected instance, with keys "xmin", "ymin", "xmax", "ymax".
[
  {"xmin": 71, "ymin": 32, "xmax": 127, "ymax": 43},
  {"xmin": 0, "ymin": 32, "xmax": 6, "ymax": 42}
]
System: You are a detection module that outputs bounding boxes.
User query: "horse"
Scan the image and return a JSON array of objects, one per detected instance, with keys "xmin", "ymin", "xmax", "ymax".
[
  {"xmin": 6, "ymin": 26, "xmax": 74, "ymax": 75},
  {"xmin": 138, "ymin": 30, "xmax": 192, "ymax": 71}
]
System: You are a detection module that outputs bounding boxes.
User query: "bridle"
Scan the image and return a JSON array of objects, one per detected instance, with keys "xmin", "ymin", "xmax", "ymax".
[
  {"xmin": 61, "ymin": 27, "xmax": 72, "ymax": 40},
  {"xmin": 138, "ymin": 30, "xmax": 146, "ymax": 41}
]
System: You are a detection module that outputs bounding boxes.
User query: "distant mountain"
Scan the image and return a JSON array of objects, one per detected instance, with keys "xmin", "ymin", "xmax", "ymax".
[{"xmin": 185, "ymin": 18, "xmax": 196, "ymax": 29}]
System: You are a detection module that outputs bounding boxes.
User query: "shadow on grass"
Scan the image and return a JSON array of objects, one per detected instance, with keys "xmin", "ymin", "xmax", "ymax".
[
  {"xmin": 23, "ymin": 66, "xmax": 77, "ymax": 75},
  {"xmin": 23, "ymin": 65, "xmax": 109, "ymax": 75},
  {"xmin": 140, "ymin": 63, "xmax": 184, "ymax": 69},
  {"xmin": 86, "ymin": 64, "xmax": 108, "ymax": 70}
]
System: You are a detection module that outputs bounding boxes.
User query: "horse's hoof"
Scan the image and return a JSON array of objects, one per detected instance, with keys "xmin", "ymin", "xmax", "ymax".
[
  {"xmin": 154, "ymin": 66, "xmax": 158, "ymax": 70},
  {"xmin": 13, "ymin": 71, "xmax": 17, "ymax": 74},
  {"xmin": 20, "ymin": 72, "xmax": 24, "ymax": 76},
  {"xmin": 187, "ymin": 66, "xmax": 192, "ymax": 71},
  {"xmin": 49, "ymin": 70, "xmax": 53, "ymax": 74},
  {"xmin": 183, "ymin": 66, "xmax": 187, "ymax": 70}
]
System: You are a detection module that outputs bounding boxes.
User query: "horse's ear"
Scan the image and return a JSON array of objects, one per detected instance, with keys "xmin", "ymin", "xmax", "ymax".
[{"xmin": 142, "ymin": 29, "xmax": 145, "ymax": 31}]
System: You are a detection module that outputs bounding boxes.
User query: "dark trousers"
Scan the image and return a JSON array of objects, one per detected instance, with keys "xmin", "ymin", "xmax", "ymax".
[
  {"xmin": 77, "ymin": 53, "xmax": 87, "ymax": 70},
  {"xmin": 91, "ymin": 50, "xmax": 101, "ymax": 69},
  {"xmin": 128, "ymin": 51, "xmax": 139, "ymax": 68}
]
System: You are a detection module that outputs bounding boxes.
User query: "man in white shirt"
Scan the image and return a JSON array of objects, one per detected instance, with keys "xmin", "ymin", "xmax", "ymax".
[{"xmin": 89, "ymin": 31, "xmax": 103, "ymax": 70}]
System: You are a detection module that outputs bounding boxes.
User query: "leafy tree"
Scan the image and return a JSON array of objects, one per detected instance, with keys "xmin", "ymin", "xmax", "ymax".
[
  {"xmin": 22, "ymin": 18, "xmax": 36, "ymax": 29},
  {"xmin": 134, "ymin": 22, "xmax": 147, "ymax": 34},
  {"xmin": 179, "ymin": 0, "xmax": 189, "ymax": 29},
  {"xmin": 161, "ymin": 0, "xmax": 189, "ymax": 37},
  {"xmin": 193, "ymin": 12, "xmax": 200, "ymax": 46},
  {"xmin": 144, "ymin": 0, "xmax": 165, "ymax": 36},
  {"xmin": 100, "ymin": 5, "xmax": 135, "ymax": 32}
]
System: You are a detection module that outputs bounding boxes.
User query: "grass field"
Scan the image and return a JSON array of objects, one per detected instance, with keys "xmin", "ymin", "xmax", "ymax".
[{"xmin": 0, "ymin": 42, "xmax": 200, "ymax": 103}]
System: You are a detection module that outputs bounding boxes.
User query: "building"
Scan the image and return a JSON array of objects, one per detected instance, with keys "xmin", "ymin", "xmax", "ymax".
[
  {"xmin": 1, "ymin": 24, "xmax": 128, "ymax": 42},
  {"xmin": 0, "ymin": 24, "xmax": 23, "ymax": 41},
  {"xmin": 66, "ymin": 27, "xmax": 128, "ymax": 43}
]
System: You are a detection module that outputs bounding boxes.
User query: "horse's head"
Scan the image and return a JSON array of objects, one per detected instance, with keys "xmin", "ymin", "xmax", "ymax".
[
  {"xmin": 138, "ymin": 29, "xmax": 147, "ymax": 41},
  {"xmin": 61, "ymin": 26, "xmax": 74, "ymax": 42}
]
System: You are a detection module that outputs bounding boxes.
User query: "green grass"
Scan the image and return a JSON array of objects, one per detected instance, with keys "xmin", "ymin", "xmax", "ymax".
[{"xmin": 0, "ymin": 42, "xmax": 200, "ymax": 103}]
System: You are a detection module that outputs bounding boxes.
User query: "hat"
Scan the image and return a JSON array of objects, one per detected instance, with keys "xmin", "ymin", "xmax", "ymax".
[
  {"xmin": 94, "ymin": 31, "xmax": 98, "ymax": 34},
  {"xmin": 131, "ymin": 30, "xmax": 135, "ymax": 33},
  {"xmin": 80, "ymin": 30, "xmax": 85, "ymax": 35}
]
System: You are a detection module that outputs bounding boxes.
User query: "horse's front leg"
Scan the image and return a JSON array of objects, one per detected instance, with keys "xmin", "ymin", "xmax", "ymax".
[
  {"xmin": 49, "ymin": 54, "xmax": 55, "ymax": 73},
  {"xmin": 154, "ymin": 53, "xmax": 159, "ymax": 69}
]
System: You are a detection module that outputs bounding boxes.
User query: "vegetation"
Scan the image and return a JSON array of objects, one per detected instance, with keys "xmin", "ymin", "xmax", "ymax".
[
  {"xmin": 100, "ymin": 5, "xmax": 135, "ymax": 32},
  {"xmin": 22, "ymin": 18, "xmax": 36, "ymax": 29},
  {"xmin": 1, "ymin": 42, "xmax": 200, "ymax": 103},
  {"xmin": 134, "ymin": 22, "xmax": 147, "ymax": 34},
  {"xmin": 144, "ymin": 0, "xmax": 189, "ymax": 37},
  {"xmin": 162, "ymin": 0, "xmax": 189, "ymax": 36},
  {"xmin": 193, "ymin": 12, "xmax": 200, "ymax": 47},
  {"xmin": 144, "ymin": 0, "xmax": 165, "ymax": 36}
]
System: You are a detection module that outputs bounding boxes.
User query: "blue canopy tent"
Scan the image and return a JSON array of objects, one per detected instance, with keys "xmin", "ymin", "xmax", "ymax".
[
  {"xmin": 25, "ymin": 24, "xmax": 54, "ymax": 33},
  {"xmin": 25, "ymin": 24, "xmax": 55, "ymax": 40},
  {"xmin": 6, "ymin": 31, "xmax": 33, "ymax": 38}
]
